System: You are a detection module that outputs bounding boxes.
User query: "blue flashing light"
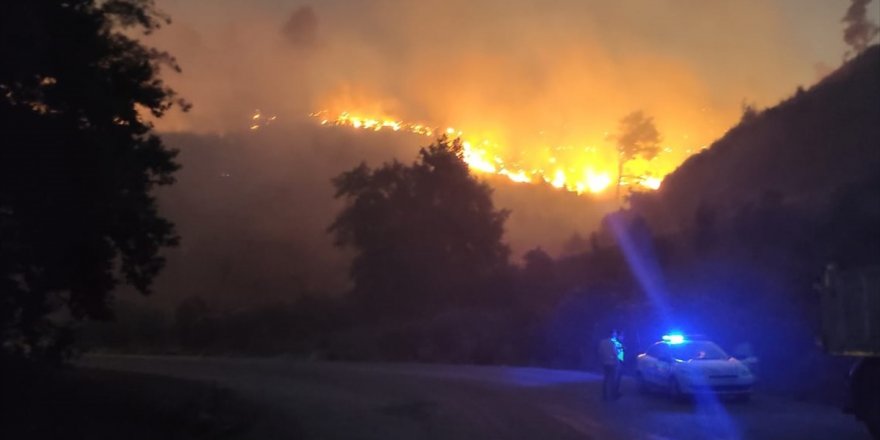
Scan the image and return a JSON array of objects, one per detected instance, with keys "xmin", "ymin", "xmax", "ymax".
[{"xmin": 662, "ymin": 334, "xmax": 686, "ymax": 344}]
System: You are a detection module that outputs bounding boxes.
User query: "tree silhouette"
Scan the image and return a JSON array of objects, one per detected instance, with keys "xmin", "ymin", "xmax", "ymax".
[
  {"xmin": 0, "ymin": 1, "xmax": 184, "ymax": 359},
  {"xmin": 329, "ymin": 138, "xmax": 511, "ymax": 318},
  {"xmin": 614, "ymin": 111, "xmax": 661, "ymax": 199},
  {"xmin": 842, "ymin": 0, "xmax": 879, "ymax": 57},
  {"xmin": 562, "ymin": 232, "xmax": 590, "ymax": 256},
  {"xmin": 518, "ymin": 247, "xmax": 563, "ymax": 312},
  {"xmin": 693, "ymin": 201, "xmax": 717, "ymax": 253}
]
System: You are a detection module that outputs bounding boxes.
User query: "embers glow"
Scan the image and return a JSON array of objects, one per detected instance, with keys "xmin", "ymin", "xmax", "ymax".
[
  {"xmin": 249, "ymin": 109, "xmax": 277, "ymax": 131},
  {"xmin": 309, "ymin": 110, "xmax": 671, "ymax": 195}
]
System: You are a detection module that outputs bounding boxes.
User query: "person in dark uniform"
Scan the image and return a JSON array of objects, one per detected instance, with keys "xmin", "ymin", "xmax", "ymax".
[{"xmin": 598, "ymin": 328, "xmax": 625, "ymax": 401}]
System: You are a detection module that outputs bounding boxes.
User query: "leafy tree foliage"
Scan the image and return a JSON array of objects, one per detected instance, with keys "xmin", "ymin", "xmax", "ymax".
[
  {"xmin": 517, "ymin": 247, "xmax": 564, "ymax": 313},
  {"xmin": 614, "ymin": 111, "xmax": 661, "ymax": 198},
  {"xmin": 0, "ymin": 0, "xmax": 184, "ymax": 358},
  {"xmin": 561, "ymin": 232, "xmax": 590, "ymax": 256},
  {"xmin": 329, "ymin": 138, "xmax": 511, "ymax": 317}
]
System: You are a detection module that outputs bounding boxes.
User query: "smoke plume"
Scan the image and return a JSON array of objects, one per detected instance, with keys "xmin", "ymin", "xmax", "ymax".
[
  {"xmin": 843, "ymin": 0, "xmax": 880, "ymax": 55},
  {"xmin": 131, "ymin": 0, "xmax": 866, "ymax": 305},
  {"xmin": 282, "ymin": 6, "xmax": 318, "ymax": 48}
]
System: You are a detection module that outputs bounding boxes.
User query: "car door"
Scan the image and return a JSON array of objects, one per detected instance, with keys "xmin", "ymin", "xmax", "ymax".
[
  {"xmin": 654, "ymin": 344, "xmax": 675, "ymax": 386},
  {"xmin": 645, "ymin": 344, "xmax": 673, "ymax": 386},
  {"xmin": 641, "ymin": 344, "xmax": 661, "ymax": 386}
]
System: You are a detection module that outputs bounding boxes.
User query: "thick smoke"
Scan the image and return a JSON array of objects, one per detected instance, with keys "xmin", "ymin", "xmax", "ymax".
[
  {"xmin": 282, "ymin": 6, "xmax": 318, "ymax": 48},
  {"xmin": 134, "ymin": 0, "xmax": 861, "ymax": 305},
  {"xmin": 147, "ymin": 0, "xmax": 830, "ymax": 144},
  {"xmin": 843, "ymin": 0, "xmax": 880, "ymax": 55},
  {"xmin": 145, "ymin": 123, "xmax": 614, "ymax": 308}
]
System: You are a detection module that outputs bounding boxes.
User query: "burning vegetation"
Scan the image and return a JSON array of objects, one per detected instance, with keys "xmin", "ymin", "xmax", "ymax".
[{"xmin": 309, "ymin": 108, "xmax": 668, "ymax": 196}]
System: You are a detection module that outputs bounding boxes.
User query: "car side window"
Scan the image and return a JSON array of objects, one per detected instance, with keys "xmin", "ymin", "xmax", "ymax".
[
  {"xmin": 649, "ymin": 343, "xmax": 670, "ymax": 360},
  {"xmin": 658, "ymin": 344, "xmax": 671, "ymax": 360}
]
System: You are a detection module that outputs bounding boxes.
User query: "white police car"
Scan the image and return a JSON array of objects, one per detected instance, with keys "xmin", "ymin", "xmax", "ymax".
[{"xmin": 635, "ymin": 334, "xmax": 755, "ymax": 401}]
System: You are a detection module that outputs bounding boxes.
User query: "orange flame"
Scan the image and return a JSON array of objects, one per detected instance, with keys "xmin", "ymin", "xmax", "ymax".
[
  {"xmin": 249, "ymin": 109, "xmax": 277, "ymax": 131},
  {"xmin": 309, "ymin": 110, "xmax": 669, "ymax": 195}
]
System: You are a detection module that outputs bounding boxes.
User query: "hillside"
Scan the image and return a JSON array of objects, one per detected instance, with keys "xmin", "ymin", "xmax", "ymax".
[
  {"xmin": 640, "ymin": 45, "xmax": 880, "ymax": 232},
  {"xmin": 146, "ymin": 124, "xmax": 615, "ymax": 308}
]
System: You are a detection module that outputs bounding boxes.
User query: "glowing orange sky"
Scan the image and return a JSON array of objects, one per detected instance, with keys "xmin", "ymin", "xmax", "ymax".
[{"xmin": 147, "ymin": 0, "xmax": 875, "ymax": 192}]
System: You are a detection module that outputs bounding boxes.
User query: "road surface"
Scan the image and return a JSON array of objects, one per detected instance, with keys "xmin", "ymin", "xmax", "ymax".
[{"xmin": 81, "ymin": 355, "xmax": 870, "ymax": 440}]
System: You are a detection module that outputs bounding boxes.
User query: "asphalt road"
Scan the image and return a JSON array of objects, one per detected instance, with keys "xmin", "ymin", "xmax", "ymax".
[{"xmin": 81, "ymin": 355, "xmax": 870, "ymax": 440}]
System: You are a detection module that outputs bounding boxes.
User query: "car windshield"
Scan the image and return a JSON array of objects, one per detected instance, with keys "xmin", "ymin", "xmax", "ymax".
[{"xmin": 668, "ymin": 341, "xmax": 729, "ymax": 361}]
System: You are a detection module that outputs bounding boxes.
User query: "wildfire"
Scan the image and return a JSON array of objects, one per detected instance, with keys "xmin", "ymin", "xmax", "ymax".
[
  {"xmin": 249, "ymin": 109, "xmax": 277, "ymax": 131},
  {"xmin": 308, "ymin": 110, "xmax": 669, "ymax": 195}
]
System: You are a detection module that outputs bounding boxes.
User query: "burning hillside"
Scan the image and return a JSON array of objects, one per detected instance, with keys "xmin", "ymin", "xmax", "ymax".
[
  {"xmin": 142, "ymin": 0, "xmax": 861, "ymax": 202},
  {"xmin": 309, "ymin": 109, "xmax": 677, "ymax": 195}
]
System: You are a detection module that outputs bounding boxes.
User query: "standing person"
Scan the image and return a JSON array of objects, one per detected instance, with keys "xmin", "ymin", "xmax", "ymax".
[{"xmin": 598, "ymin": 328, "xmax": 625, "ymax": 401}]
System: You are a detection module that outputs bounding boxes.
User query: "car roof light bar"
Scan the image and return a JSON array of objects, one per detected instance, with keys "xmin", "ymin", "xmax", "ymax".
[{"xmin": 662, "ymin": 334, "xmax": 686, "ymax": 344}]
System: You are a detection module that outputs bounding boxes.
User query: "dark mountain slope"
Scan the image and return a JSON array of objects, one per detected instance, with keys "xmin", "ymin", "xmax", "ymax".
[{"xmin": 642, "ymin": 45, "xmax": 880, "ymax": 231}]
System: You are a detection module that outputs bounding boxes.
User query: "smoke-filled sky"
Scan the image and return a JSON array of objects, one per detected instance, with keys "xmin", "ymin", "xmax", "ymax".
[
  {"xmin": 137, "ymin": 0, "xmax": 878, "ymax": 304},
  {"xmin": 144, "ymin": 0, "xmax": 878, "ymax": 193},
  {"xmin": 151, "ymin": 0, "xmax": 872, "ymax": 141}
]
